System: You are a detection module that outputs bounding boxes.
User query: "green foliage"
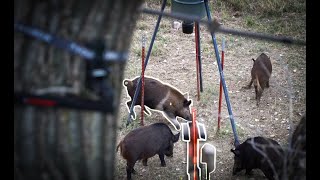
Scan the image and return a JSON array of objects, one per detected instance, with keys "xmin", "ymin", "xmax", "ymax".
[
  {"xmin": 219, "ymin": 0, "xmax": 305, "ymax": 16},
  {"xmin": 245, "ymin": 16, "xmax": 256, "ymax": 27},
  {"xmin": 208, "ymin": 0, "xmax": 305, "ymax": 38}
]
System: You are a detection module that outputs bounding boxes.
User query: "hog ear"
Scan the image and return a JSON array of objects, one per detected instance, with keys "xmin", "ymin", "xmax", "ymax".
[
  {"xmin": 173, "ymin": 132, "xmax": 180, "ymax": 143},
  {"xmin": 123, "ymin": 79, "xmax": 131, "ymax": 87},
  {"xmin": 184, "ymin": 99, "xmax": 192, "ymax": 107},
  {"xmin": 231, "ymin": 149, "xmax": 240, "ymax": 156},
  {"xmin": 183, "ymin": 92, "xmax": 189, "ymax": 99}
]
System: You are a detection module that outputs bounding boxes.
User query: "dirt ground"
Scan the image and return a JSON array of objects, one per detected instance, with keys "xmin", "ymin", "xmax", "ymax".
[{"xmin": 113, "ymin": 3, "xmax": 306, "ymax": 180}]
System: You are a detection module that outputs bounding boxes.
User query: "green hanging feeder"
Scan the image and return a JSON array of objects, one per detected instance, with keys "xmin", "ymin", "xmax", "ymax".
[
  {"xmin": 171, "ymin": 0, "xmax": 206, "ymax": 19},
  {"xmin": 171, "ymin": 0, "xmax": 206, "ymax": 34}
]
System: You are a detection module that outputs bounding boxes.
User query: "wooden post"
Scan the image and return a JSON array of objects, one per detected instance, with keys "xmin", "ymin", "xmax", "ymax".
[
  {"xmin": 217, "ymin": 38, "xmax": 225, "ymax": 131},
  {"xmin": 140, "ymin": 34, "xmax": 145, "ymax": 126}
]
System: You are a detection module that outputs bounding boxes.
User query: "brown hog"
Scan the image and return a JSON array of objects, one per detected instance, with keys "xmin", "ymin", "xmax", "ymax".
[
  {"xmin": 123, "ymin": 76, "xmax": 192, "ymax": 131},
  {"xmin": 117, "ymin": 122, "xmax": 180, "ymax": 180},
  {"xmin": 244, "ymin": 53, "xmax": 272, "ymax": 106}
]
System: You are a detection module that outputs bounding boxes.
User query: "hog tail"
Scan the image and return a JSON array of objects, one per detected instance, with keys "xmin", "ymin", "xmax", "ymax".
[
  {"xmin": 123, "ymin": 79, "xmax": 133, "ymax": 87},
  {"xmin": 255, "ymin": 75, "xmax": 262, "ymax": 92},
  {"xmin": 116, "ymin": 140, "xmax": 123, "ymax": 152}
]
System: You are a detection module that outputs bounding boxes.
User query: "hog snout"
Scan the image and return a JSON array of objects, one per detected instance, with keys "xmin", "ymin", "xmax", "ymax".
[
  {"xmin": 232, "ymin": 169, "xmax": 236, "ymax": 175},
  {"xmin": 166, "ymin": 153, "xmax": 173, "ymax": 158},
  {"xmin": 180, "ymin": 110, "xmax": 192, "ymax": 121},
  {"xmin": 181, "ymin": 116, "xmax": 191, "ymax": 122},
  {"xmin": 164, "ymin": 150, "xmax": 174, "ymax": 157},
  {"xmin": 232, "ymin": 167, "xmax": 241, "ymax": 175}
]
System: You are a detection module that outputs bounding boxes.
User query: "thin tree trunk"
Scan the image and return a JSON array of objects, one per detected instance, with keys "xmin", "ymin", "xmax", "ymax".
[{"xmin": 14, "ymin": 0, "xmax": 144, "ymax": 179}]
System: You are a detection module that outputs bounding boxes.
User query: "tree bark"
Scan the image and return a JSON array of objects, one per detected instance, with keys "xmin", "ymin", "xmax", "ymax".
[{"xmin": 14, "ymin": 0, "xmax": 144, "ymax": 179}]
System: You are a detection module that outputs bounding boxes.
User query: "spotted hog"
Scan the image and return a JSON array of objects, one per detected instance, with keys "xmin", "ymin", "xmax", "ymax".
[
  {"xmin": 123, "ymin": 76, "xmax": 192, "ymax": 131},
  {"xmin": 230, "ymin": 136, "xmax": 284, "ymax": 180},
  {"xmin": 244, "ymin": 53, "xmax": 272, "ymax": 106},
  {"xmin": 117, "ymin": 122, "xmax": 180, "ymax": 180}
]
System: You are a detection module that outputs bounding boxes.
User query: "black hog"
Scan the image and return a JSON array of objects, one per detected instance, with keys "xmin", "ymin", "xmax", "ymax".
[
  {"xmin": 117, "ymin": 122, "xmax": 180, "ymax": 180},
  {"xmin": 244, "ymin": 53, "xmax": 272, "ymax": 106},
  {"xmin": 230, "ymin": 136, "xmax": 284, "ymax": 180},
  {"xmin": 123, "ymin": 76, "xmax": 192, "ymax": 131}
]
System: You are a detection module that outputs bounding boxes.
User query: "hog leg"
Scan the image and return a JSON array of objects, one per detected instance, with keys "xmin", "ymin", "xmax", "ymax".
[
  {"xmin": 163, "ymin": 112, "xmax": 181, "ymax": 131},
  {"xmin": 158, "ymin": 153, "xmax": 166, "ymax": 167},
  {"xmin": 126, "ymin": 166, "xmax": 131, "ymax": 180},
  {"xmin": 263, "ymin": 172, "xmax": 275, "ymax": 180},
  {"xmin": 126, "ymin": 101, "xmax": 136, "ymax": 120},
  {"xmin": 256, "ymin": 99, "xmax": 261, "ymax": 107},
  {"xmin": 126, "ymin": 161, "xmax": 136, "ymax": 180},
  {"xmin": 254, "ymin": 86, "xmax": 261, "ymax": 107},
  {"xmin": 142, "ymin": 158, "xmax": 148, "ymax": 166},
  {"xmin": 266, "ymin": 80, "xmax": 270, "ymax": 88},
  {"xmin": 126, "ymin": 101, "xmax": 132, "ymax": 109},
  {"xmin": 243, "ymin": 79, "xmax": 253, "ymax": 89},
  {"xmin": 143, "ymin": 106, "xmax": 152, "ymax": 116}
]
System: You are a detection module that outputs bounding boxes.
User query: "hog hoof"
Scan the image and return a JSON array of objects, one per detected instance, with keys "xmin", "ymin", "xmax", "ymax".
[
  {"xmin": 130, "ymin": 113, "xmax": 136, "ymax": 120},
  {"xmin": 242, "ymin": 85, "xmax": 251, "ymax": 90},
  {"xmin": 142, "ymin": 159, "xmax": 148, "ymax": 166}
]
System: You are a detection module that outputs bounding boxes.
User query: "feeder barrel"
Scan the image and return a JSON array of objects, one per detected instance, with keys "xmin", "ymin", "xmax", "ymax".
[{"xmin": 171, "ymin": 0, "xmax": 206, "ymax": 19}]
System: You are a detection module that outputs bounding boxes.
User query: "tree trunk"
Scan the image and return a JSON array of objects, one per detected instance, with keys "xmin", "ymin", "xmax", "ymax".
[{"xmin": 14, "ymin": 0, "xmax": 144, "ymax": 179}]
